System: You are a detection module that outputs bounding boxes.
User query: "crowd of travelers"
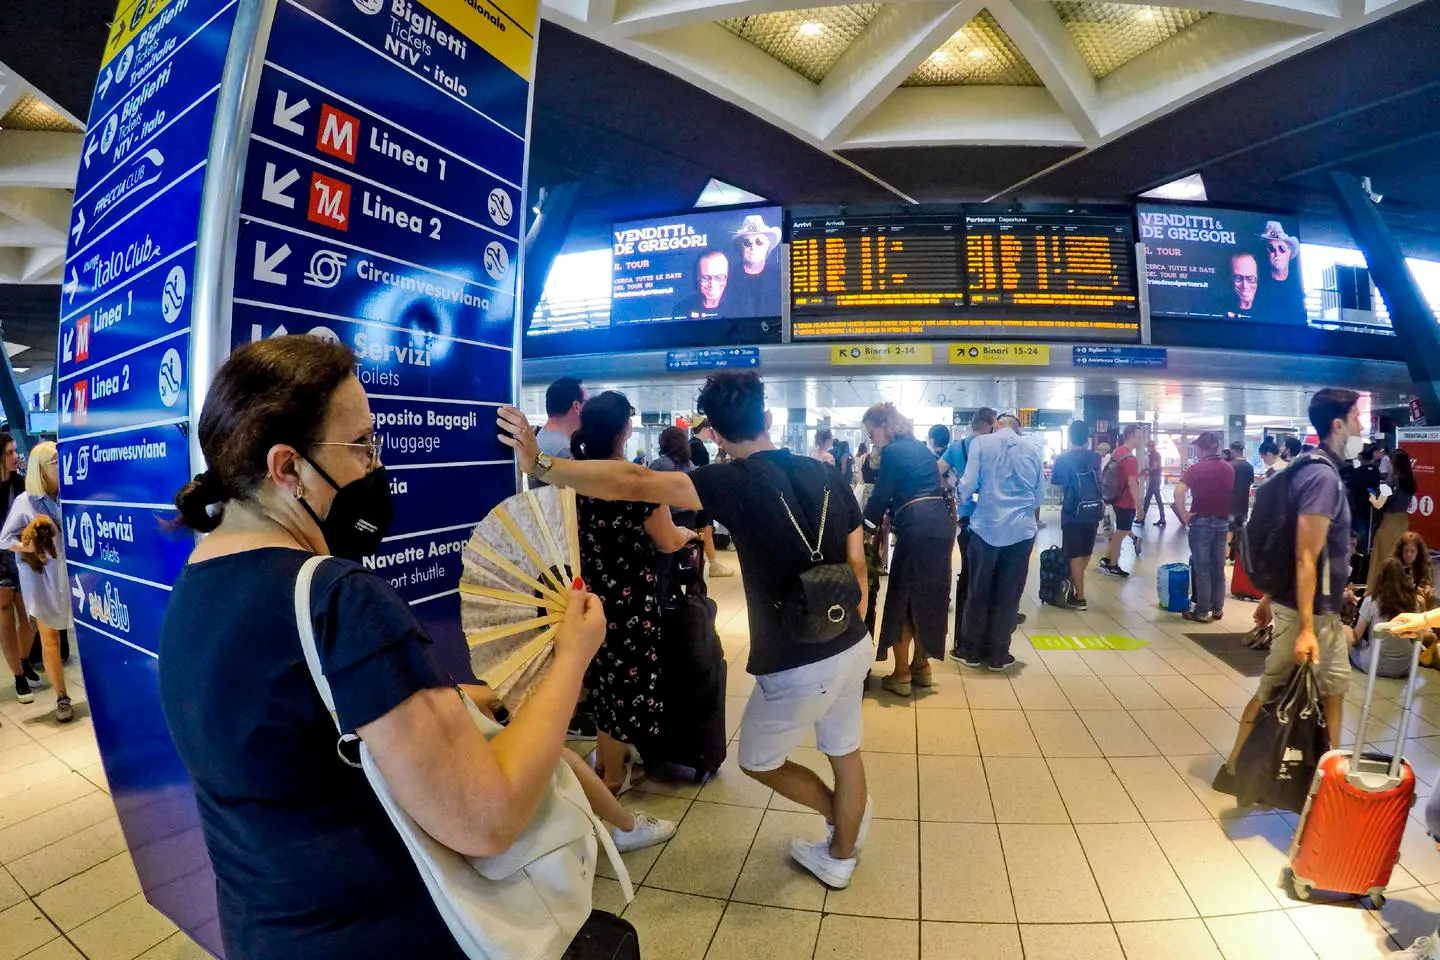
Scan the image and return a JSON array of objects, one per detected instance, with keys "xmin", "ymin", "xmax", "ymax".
[{"xmin": 42, "ymin": 336, "xmax": 1435, "ymax": 960}]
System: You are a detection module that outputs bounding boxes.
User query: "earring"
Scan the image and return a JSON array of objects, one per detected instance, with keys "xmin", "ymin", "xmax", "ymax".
[{"xmin": 294, "ymin": 481, "xmax": 304, "ymax": 500}]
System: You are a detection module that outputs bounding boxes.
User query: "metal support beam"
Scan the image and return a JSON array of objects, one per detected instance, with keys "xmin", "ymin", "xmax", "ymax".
[
  {"xmin": 520, "ymin": 180, "xmax": 583, "ymax": 337},
  {"xmin": 1326, "ymin": 171, "xmax": 1440, "ymax": 421}
]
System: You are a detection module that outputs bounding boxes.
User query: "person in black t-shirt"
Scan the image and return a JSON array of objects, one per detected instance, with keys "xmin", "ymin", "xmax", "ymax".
[
  {"xmin": 500, "ymin": 371, "xmax": 874, "ymax": 892},
  {"xmin": 1050, "ymin": 420, "xmax": 1103, "ymax": 610}
]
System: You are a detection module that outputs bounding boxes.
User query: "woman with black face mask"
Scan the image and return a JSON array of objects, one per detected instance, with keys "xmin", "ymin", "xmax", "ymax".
[{"xmin": 157, "ymin": 337, "xmax": 621, "ymax": 960}]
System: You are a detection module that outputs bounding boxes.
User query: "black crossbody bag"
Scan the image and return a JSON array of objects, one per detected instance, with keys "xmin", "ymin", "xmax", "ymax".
[{"xmin": 776, "ymin": 475, "xmax": 861, "ymax": 645}]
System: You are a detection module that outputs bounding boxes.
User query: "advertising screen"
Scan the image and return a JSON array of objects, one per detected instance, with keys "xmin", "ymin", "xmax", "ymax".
[
  {"xmin": 1138, "ymin": 203, "xmax": 1307, "ymax": 326},
  {"xmin": 611, "ymin": 205, "xmax": 785, "ymax": 325}
]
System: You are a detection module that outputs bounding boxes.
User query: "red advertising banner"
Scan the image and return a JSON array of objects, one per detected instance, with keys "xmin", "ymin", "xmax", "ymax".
[{"xmin": 1397, "ymin": 429, "xmax": 1440, "ymax": 546}]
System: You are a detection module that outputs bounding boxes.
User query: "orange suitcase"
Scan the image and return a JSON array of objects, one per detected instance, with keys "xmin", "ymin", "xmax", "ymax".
[{"xmin": 1286, "ymin": 628, "xmax": 1420, "ymax": 906}]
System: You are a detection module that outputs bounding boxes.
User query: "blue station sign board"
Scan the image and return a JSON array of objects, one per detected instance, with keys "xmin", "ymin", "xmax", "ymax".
[{"xmin": 58, "ymin": 0, "xmax": 537, "ymax": 949}]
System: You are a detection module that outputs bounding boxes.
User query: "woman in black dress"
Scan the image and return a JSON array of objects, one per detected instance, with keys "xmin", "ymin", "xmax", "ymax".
[
  {"xmin": 573, "ymin": 392, "xmax": 696, "ymax": 792},
  {"xmin": 862, "ymin": 403, "xmax": 956, "ymax": 696}
]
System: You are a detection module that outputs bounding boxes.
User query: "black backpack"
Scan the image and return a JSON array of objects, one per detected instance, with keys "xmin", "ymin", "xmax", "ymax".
[
  {"xmin": 1065, "ymin": 467, "xmax": 1105, "ymax": 525},
  {"xmin": 1239, "ymin": 453, "xmax": 1338, "ymax": 598}
]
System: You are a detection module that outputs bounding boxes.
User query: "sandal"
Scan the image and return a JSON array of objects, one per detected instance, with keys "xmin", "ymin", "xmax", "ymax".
[
  {"xmin": 881, "ymin": 675, "xmax": 913, "ymax": 697},
  {"xmin": 911, "ymin": 666, "xmax": 934, "ymax": 688}
]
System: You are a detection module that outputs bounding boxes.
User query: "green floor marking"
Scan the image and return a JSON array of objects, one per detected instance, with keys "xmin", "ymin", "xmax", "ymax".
[{"xmin": 1028, "ymin": 634, "xmax": 1150, "ymax": 651}]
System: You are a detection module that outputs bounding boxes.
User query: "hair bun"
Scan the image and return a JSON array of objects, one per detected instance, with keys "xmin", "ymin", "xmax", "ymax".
[{"xmin": 174, "ymin": 472, "xmax": 230, "ymax": 533}]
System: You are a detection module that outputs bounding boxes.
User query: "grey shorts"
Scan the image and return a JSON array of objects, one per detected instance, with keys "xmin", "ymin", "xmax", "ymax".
[{"xmin": 1256, "ymin": 605, "xmax": 1351, "ymax": 701}]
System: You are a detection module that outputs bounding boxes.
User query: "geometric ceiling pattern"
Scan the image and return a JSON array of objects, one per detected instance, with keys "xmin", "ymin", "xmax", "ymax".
[
  {"xmin": 0, "ymin": 59, "xmax": 79, "ymax": 286},
  {"xmin": 544, "ymin": 0, "xmax": 1425, "ymax": 199},
  {"xmin": 902, "ymin": 10, "xmax": 1043, "ymax": 86}
]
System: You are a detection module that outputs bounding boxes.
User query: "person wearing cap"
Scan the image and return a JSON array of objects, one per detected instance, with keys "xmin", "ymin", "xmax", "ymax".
[
  {"xmin": 728, "ymin": 213, "xmax": 782, "ymax": 317},
  {"xmin": 1254, "ymin": 220, "xmax": 1304, "ymax": 325}
]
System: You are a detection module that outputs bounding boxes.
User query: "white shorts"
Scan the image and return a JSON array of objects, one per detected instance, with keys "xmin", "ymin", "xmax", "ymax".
[{"xmin": 738, "ymin": 636, "xmax": 874, "ymax": 773}]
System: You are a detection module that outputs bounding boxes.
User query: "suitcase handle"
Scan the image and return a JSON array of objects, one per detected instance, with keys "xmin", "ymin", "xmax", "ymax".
[{"xmin": 1351, "ymin": 621, "xmax": 1424, "ymax": 785}]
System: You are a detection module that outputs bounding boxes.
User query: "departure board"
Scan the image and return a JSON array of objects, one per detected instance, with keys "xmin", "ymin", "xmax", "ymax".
[
  {"xmin": 789, "ymin": 206, "xmax": 1139, "ymax": 343},
  {"xmin": 964, "ymin": 210, "xmax": 1137, "ymax": 310}
]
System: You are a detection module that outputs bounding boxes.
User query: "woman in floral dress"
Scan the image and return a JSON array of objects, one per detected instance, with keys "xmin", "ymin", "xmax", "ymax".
[{"xmin": 571, "ymin": 391, "xmax": 696, "ymax": 793}]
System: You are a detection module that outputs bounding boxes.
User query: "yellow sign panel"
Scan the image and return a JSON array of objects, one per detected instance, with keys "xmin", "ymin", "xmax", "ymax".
[
  {"xmin": 948, "ymin": 343, "xmax": 1050, "ymax": 365},
  {"xmin": 831, "ymin": 344, "xmax": 933, "ymax": 366},
  {"xmin": 1019, "ymin": 408, "xmax": 1038, "ymax": 428},
  {"xmin": 103, "ymin": 0, "xmax": 175, "ymax": 68},
  {"xmin": 418, "ymin": 0, "xmax": 539, "ymax": 81}
]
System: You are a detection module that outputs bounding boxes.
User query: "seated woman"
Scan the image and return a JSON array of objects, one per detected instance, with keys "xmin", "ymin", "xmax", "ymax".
[
  {"xmin": 1351, "ymin": 557, "xmax": 1431, "ymax": 677},
  {"xmin": 159, "ymin": 337, "xmax": 668, "ymax": 960},
  {"xmin": 1396, "ymin": 530, "xmax": 1437, "ymax": 608}
]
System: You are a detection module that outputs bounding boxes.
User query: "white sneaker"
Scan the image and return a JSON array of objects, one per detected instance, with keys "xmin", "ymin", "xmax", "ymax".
[
  {"xmin": 1396, "ymin": 933, "xmax": 1440, "ymax": 959},
  {"xmin": 789, "ymin": 837, "xmax": 856, "ymax": 889},
  {"xmin": 708, "ymin": 559, "xmax": 736, "ymax": 578},
  {"xmin": 826, "ymin": 795, "xmax": 874, "ymax": 853},
  {"xmin": 612, "ymin": 813, "xmax": 676, "ymax": 853}
]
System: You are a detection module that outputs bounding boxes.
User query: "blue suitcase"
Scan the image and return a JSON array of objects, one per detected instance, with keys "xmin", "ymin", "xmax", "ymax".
[{"xmin": 1158, "ymin": 563, "xmax": 1191, "ymax": 613}]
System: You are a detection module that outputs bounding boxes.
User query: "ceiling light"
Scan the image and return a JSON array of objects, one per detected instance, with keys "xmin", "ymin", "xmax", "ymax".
[
  {"xmin": 968, "ymin": 47, "xmax": 988, "ymax": 59},
  {"xmin": 798, "ymin": 21, "xmax": 823, "ymax": 36},
  {"xmin": 1140, "ymin": 173, "xmax": 1208, "ymax": 201}
]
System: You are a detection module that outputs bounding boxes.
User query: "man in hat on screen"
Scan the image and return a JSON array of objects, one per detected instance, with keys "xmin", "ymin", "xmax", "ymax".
[
  {"xmin": 1254, "ymin": 220, "xmax": 1304, "ymax": 324},
  {"xmin": 729, "ymin": 213, "xmax": 782, "ymax": 318}
]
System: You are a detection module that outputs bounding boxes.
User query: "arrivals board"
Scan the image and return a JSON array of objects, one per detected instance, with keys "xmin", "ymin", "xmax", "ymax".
[
  {"xmin": 789, "ymin": 206, "xmax": 1139, "ymax": 342},
  {"xmin": 790, "ymin": 212, "xmax": 964, "ymax": 312}
]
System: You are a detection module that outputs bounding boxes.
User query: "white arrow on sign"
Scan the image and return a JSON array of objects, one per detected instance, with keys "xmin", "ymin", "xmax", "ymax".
[
  {"xmin": 72, "ymin": 575, "xmax": 84, "ymax": 606},
  {"xmin": 97, "ymin": 66, "xmax": 113, "ymax": 100},
  {"xmin": 61, "ymin": 390, "xmax": 72, "ymax": 424},
  {"xmin": 83, "ymin": 138, "xmax": 98, "ymax": 169},
  {"xmin": 70, "ymin": 208, "xmax": 86, "ymax": 243},
  {"xmin": 63, "ymin": 329, "xmax": 73, "ymax": 363},
  {"xmin": 262, "ymin": 163, "xmax": 300, "ymax": 209},
  {"xmin": 273, "ymin": 90, "xmax": 309, "ymax": 135},
  {"xmin": 65, "ymin": 515, "xmax": 78, "ymax": 550},
  {"xmin": 253, "ymin": 240, "xmax": 290, "ymax": 285},
  {"xmin": 64, "ymin": 268, "xmax": 79, "ymax": 304}
]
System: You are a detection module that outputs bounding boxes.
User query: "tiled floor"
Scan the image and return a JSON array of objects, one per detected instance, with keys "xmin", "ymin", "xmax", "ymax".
[{"xmin": 4, "ymin": 512, "xmax": 1440, "ymax": 958}]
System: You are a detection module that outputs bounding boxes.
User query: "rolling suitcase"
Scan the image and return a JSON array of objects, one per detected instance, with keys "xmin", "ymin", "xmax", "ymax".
[
  {"xmin": 1230, "ymin": 558, "xmax": 1263, "ymax": 601},
  {"xmin": 645, "ymin": 589, "xmax": 727, "ymax": 782},
  {"xmin": 1037, "ymin": 546, "xmax": 1073, "ymax": 606},
  {"xmin": 1286, "ymin": 625, "xmax": 1421, "ymax": 906},
  {"xmin": 1157, "ymin": 563, "xmax": 1190, "ymax": 612}
]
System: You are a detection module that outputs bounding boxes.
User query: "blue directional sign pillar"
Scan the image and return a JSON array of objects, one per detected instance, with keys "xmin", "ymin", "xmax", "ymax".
[{"xmin": 59, "ymin": 0, "xmax": 536, "ymax": 951}]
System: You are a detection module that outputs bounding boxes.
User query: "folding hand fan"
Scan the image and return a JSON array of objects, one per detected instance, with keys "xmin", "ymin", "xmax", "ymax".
[{"xmin": 459, "ymin": 484, "xmax": 583, "ymax": 712}]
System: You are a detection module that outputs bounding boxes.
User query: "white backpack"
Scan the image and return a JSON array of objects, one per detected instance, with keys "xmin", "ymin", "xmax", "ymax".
[{"xmin": 293, "ymin": 555, "xmax": 631, "ymax": 960}]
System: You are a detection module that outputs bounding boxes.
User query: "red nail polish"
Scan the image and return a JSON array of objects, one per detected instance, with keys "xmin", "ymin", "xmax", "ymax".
[{"xmin": 572, "ymin": 576, "xmax": 585, "ymax": 591}]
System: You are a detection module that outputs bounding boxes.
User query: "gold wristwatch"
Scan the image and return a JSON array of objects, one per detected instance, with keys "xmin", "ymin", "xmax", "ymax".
[{"xmin": 533, "ymin": 452, "xmax": 554, "ymax": 481}]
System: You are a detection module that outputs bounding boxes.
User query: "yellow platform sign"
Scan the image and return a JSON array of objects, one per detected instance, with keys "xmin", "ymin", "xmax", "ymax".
[
  {"xmin": 419, "ymin": 0, "xmax": 538, "ymax": 80},
  {"xmin": 831, "ymin": 344, "xmax": 933, "ymax": 366},
  {"xmin": 104, "ymin": 0, "xmax": 174, "ymax": 68},
  {"xmin": 948, "ymin": 343, "xmax": 1050, "ymax": 365}
]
